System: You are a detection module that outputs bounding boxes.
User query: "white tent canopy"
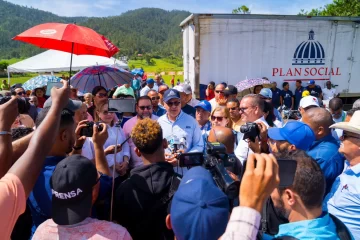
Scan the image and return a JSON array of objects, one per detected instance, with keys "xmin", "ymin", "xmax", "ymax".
[{"xmin": 7, "ymin": 50, "xmax": 128, "ymax": 73}]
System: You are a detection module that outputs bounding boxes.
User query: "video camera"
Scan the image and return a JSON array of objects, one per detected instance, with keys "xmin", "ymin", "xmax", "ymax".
[
  {"xmin": 0, "ymin": 96, "xmax": 30, "ymax": 114},
  {"xmin": 178, "ymin": 142, "xmax": 240, "ymax": 200},
  {"xmin": 240, "ymin": 122, "xmax": 260, "ymax": 142}
]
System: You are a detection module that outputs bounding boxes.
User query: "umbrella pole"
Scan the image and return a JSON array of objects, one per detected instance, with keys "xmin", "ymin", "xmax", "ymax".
[
  {"xmin": 98, "ymin": 72, "xmax": 101, "ymax": 86},
  {"xmin": 69, "ymin": 42, "xmax": 74, "ymax": 86}
]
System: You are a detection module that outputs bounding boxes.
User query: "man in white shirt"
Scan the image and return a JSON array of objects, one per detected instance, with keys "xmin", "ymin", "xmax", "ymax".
[
  {"xmin": 123, "ymin": 96, "xmax": 159, "ymax": 169},
  {"xmin": 234, "ymin": 94, "xmax": 269, "ymax": 165},
  {"xmin": 322, "ymin": 81, "xmax": 339, "ymax": 101},
  {"xmin": 140, "ymin": 79, "xmax": 155, "ymax": 96},
  {"xmin": 209, "ymin": 83, "xmax": 227, "ymax": 111},
  {"xmin": 157, "ymin": 89, "xmax": 204, "ymax": 175}
]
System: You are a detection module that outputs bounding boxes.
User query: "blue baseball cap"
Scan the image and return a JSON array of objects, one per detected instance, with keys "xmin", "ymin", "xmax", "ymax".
[
  {"xmin": 268, "ymin": 121, "xmax": 315, "ymax": 150},
  {"xmin": 170, "ymin": 167, "xmax": 229, "ymax": 240},
  {"xmin": 259, "ymin": 88, "xmax": 272, "ymax": 99},
  {"xmin": 308, "ymin": 80, "xmax": 315, "ymax": 84},
  {"xmin": 146, "ymin": 78, "xmax": 154, "ymax": 84},
  {"xmin": 163, "ymin": 89, "xmax": 181, "ymax": 103},
  {"xmin": 194, "ymin": 100, "xmax": 211, "ymax": 113}
]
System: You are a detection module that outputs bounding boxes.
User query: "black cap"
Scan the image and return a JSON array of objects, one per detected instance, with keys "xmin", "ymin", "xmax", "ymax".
[
  {"xmin": 224, "ymin": 85, "xmax": 238, "ymax": 96},
  {"xmin": 92, "ymin": 86, "xmax": 107, "ymax": 96},
  {"xmin": 50, "ymin": 155, "xmax": 97, "ymax": 225}
]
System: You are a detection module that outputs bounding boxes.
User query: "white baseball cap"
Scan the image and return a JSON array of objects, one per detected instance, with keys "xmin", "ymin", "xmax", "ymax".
[{"xmin": 299, "ymin": 96, "xmax": 319, "ymax": 109}]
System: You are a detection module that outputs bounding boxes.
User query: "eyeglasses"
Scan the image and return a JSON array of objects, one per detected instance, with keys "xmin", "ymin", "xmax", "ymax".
[
  {"xmin": 211, "ymin": 116, "xmax": 226, "ymax": 121},
  {"xmin": 96, "ymin": 93, "xmax": 107, "ymax": 98},
  {"xmin": 341, "ymin": 133, "xmax": 360, "ymax": 141},
  {"xmin": 151, "ymin": 96, "xmax": 160, "ymax": 101},
  {"xmin": 139, "ymin": 106, "xmax": 152, "ymax": 110},
  {"xmin": 166, "ymin": 101, "xmax": 181, "ymax": 107},
  {"xmin": 215, "ymin": 90, "xmax": 224, "ymax": 94},
  {"xmin": 17, "ymin": 91, "xmax": 25, "ymax": 96},
  {"xmin": 240, "ymin": 106, "xmax": 254, "ymax": 112}
]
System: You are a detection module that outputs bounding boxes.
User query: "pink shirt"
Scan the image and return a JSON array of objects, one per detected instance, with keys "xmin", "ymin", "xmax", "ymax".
[
  {"xmin": 33, "ymin": 217, "xmax": 132, "ymax": 240},
  {"xmin": 0, "ymin": 173, "xmax": 26, "ymax": 239}
]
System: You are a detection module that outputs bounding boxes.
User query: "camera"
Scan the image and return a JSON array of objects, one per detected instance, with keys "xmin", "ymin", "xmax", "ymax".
[
  {"xmin": 0, "ymin": 96, "xmax": 30, "ymax": 114},
  {"xmin": 80, "ymin": 122, "xmax": 104, "ymax": 137},
  {"xmin": 240, "ymin": 122, "xmax": 260, "ymax": 142},
  {"xmin": 178, "ymin": 142, "xmax": 240, "ymax": 200}
]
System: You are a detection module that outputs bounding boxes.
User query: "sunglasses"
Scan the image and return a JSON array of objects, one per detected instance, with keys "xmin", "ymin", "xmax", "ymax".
[
  {"xmin": 139, "ymin": 106, "xmax": 152, "ymax": 110},
  {"xmin": 151, "ymin": 96, "xmax": 160, "ymax": 101},
  {"xmin": 215, "ymin": 90, "xmax": 224, "ymax": 94},
  {"xmin": 166, "ymin": 101, "xmax": 181, "ymax": 107},
  {"xmin": 96, "ymin": 93, "xmax": 107, "ymax": 98},
  {"xmin": 17, "ymin": 91, "xmax": 26, "ymax": 95},
  {"xmin": 341, "ymin": 133, "xmax": 360, "ymax": 141},
  {"xmin": 211, "ymin": 116, "xmax": 226, "ymax": 121}
]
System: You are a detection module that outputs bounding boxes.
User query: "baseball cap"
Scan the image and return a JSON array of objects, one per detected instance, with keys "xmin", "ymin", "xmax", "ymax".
[
  {"xmin": 308, "ymin": 80, "xmax": 315, "ymax": 85},
  {"xmin": 163, "ymin": 89, "xmax": 180, "ymax": 103},
  {"xmin": 299, "ymin": 96, "xmax": 319, "ymax": 109},
  {"xmin": 268, "ymin": 121, "xmax": 315, "ymax": 150},
  {"xmin": 43, "ymin": 97, "xmax": 82, "ymax": 112},
  {"xmin": 259, "ymin": 88, "xmax": 272, "ymax": 99},
  {"xmin": 170, "ymin": 167, "xmax": 229, "ymax": 240},
  {"xmin": 173, "ymin": 84, "xmax": 192, "ymax": 95},
  {"xmin": 224, "ymin": 85, "xmax": 238, "ymax": 95},
  {"xmin": 330, "ymin": 110, "xmax": 360, "ymax": 135},
  {"xmin": 194, "ymin": 100, "xmax": 211, "ymax": 113},
  {"xmin": 302, "ymin": 90, "xmax": 310, "ymax": 97},
  {"xmin": 146, "ymin": 78, "xmax": 155, "ymax": 84},
  {"xmin": 51, "ymin": 155, "xmax": 98, "ymax": 225}
]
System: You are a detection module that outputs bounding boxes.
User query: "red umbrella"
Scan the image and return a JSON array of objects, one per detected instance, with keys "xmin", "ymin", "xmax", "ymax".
[{"xmin": 13, "ymin": 22, "xmax": 119, "ymax": 79}]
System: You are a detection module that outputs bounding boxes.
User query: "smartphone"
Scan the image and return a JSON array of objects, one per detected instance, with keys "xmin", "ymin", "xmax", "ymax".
[
  {"xmin": 108, "ymin": 98, "xmax": 136, "ymax": 113},
  {"xmin": 46, "ymin": 82, "xmax": 63, "ymax": 95},
  {"xmin": 243, "ymin": 159, "xmax": 297, "ymax": 187}
]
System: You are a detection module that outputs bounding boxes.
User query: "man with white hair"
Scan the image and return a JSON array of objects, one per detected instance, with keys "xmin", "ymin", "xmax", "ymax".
[{"xmin": 324, "ymin": 110, "xmax": 360, "ymax": 239}]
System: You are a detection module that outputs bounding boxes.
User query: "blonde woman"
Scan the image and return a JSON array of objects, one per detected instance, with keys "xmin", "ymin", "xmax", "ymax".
[{"xmin": 210, "ymin": 106, "xmax": 233, "ymax": 128}]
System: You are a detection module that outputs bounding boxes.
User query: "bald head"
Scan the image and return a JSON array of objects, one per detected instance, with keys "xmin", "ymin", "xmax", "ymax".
[
  {"xmin": 302, "ymin": 107, "xmax": 333, "ymax": 139},
  {"xmin": 208, "ymin": 126, "xmax": 235, "ymax": 153}
]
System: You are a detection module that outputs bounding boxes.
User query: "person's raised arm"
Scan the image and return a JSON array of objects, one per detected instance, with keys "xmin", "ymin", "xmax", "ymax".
[
  {"xmin": 221, "ymin": 153, "xmax": 279, "ymax": 240},
  {"xmin": 92, "ymin": 123, "xmax": 111, "ymax": 176},
  {"xmin": 8, "ymin": 80, "xmax": 70, "ymax": 197},
  {"xmin": 11, "ymin": 132, "xmax": 33, "ymax": 164},
  {"xmin": 0, "ymin": 97, "xmax": 18, "ymax": 177}
]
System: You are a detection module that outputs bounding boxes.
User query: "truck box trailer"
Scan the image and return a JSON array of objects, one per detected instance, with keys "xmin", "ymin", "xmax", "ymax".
[{"xmin": 180, "ymin": 14, "xmax": 360, "ymax": 105}]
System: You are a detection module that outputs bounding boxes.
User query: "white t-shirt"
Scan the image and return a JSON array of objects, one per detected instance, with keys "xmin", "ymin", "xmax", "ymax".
[
  {"xmin": 82, "ymin": 124, "xmax": 130, "ymax": 177},
  {"xmin": 209, "ymin": 98, "xmax": 219, "ymax": 112},
  {"xmin": 322, "ymin": 87, "xmax": 338, "ymax": 100},
  {"xmin": 234, "ymin": 117, "xmax": 269, "ymax": 166}
]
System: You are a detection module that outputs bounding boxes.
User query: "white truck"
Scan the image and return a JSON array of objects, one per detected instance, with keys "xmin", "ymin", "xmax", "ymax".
[{"xmin": 180, "ymin": 14, "xmax": 360, "ymax": 106}]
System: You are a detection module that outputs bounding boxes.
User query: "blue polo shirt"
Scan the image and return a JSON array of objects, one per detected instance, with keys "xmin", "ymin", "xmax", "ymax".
[
  {"xmin": 182, "ymin": 104, "xmax": 196, "ymax": 118},
  {"xmin": 294, "ymin": 86, "xmax": 305, "ymax": 109},
  {"xmin": 280, "ymin": 90, "xmax": 293, "ymax": 109},
  {"xmin": 324, "ymin": 161, "xmax": 360, "ymax": 239},
  {"xmin": 28, "ymin": 156, "xmax": 112, "ymax": 235},
  {"xmin": 153, "ymin": 105, "xmax": 167, "ymax": 117},
  {"xmin": 271, "ymin": 87, "xmax": 281, "ymax": 108},
  {"xmin": 306, "ymin": 134, "xmax": 344, "ymax": 195},
  {"xmin": 307, "ymin": 85, "xmax": 322, "ymax": 98}
]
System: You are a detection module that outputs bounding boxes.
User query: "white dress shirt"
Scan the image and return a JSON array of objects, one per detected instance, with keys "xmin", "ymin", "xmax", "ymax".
[{"xmin": 235, "ymin": 117, "xmax": 269, "ymax": 166}]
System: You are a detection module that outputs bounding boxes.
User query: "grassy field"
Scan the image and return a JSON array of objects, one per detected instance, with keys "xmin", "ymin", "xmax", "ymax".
[{"xmin": 3, "ymin": 58, "xmax": 184, "ymax": 87}]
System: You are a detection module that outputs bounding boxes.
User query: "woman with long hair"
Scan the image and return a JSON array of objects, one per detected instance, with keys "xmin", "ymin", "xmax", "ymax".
[
  {"xmin": 82, "ymin": 102, "xmax": 130, "ymax": 183},
  {"xmin": 264, "ymin": 101, "xmax": 282, "ymax": 128}
]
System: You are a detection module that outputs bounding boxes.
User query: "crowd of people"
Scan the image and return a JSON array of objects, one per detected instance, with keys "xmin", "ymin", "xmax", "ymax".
[{"xmin": 0, "ymin": 72, "xmax": 360, "ymax": 240}]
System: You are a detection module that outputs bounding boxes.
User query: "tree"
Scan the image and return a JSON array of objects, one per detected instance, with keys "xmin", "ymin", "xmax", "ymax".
[
  {"xmin": 298, "ymin": 0, "xmax": 360, "ymax": 16},
  {"xmin": 232, "ymin": 5, "xmax": 250, "ymax": 14}
]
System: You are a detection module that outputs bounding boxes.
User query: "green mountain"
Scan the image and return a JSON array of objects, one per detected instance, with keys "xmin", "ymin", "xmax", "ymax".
[{"xmin": 0, "ymin": 0, "xmax": 190, "ymax": 59}]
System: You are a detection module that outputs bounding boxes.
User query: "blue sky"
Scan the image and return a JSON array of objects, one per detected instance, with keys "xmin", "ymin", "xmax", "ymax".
[{"xmin": 7, "ymin": 0, "xmax": 333, "ymax": 17}]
